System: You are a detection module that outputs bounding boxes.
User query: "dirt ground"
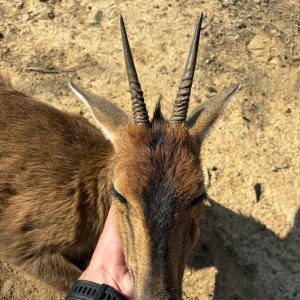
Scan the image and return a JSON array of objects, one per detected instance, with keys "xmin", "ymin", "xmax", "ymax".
[{"xmin": 0, "ymin": 0, "xmax": 299, "ymax": 299}]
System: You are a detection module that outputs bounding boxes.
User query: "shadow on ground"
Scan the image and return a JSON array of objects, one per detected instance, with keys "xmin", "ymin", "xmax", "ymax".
[{"xmin": 187, "ymin": 199, "xmax": 300, "ymax": 300}]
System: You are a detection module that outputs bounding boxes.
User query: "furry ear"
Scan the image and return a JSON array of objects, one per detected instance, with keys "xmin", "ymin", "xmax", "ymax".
[
  {"xmin": 187, "ymin": 83, "xmax": 239, "ymax": 146},
  {"xmin": 69, "ymin": 82, "xmax": 129, "ymax": 144}
]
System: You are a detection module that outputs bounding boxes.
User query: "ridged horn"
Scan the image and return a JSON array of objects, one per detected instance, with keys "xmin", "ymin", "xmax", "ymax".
[
  {"xmin": 120, "ymin": 16, "xmax": 150, "ymax": 127},
  {"xmin": 170, "ymin": 13, "xmax": 203, "ymax": 125}
]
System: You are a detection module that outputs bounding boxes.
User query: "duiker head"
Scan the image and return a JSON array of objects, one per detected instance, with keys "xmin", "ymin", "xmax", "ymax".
[{"xmin": 70, "ymin": 14, "xmax": 238, "ymax": 299}]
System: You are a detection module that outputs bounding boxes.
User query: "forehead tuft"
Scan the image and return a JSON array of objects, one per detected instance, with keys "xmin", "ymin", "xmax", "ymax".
[
  {"xmin": 121, "ymin": 101, "xmax": 195, "ymax": 153},
  {"xmin": 120, "ymin": 118, "xmax": 194, "ymax": 159},
  {"xmin": 114, "ymin": 114, "xmax": 203, "ymax": 201}
]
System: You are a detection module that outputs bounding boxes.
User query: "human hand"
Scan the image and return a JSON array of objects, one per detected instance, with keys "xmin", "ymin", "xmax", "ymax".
[{"xmin": 79, "ymin": 204, "xmax": 133, "ymax": 299}]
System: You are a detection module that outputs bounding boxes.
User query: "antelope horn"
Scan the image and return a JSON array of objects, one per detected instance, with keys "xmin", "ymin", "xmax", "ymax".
[
  {"xmin": 120, "ymin": 16, "xmax": 150, "ymax": 127},
  {"xmin": 170, "ymin": 13, "xmax": 203, "ymax": 125}
]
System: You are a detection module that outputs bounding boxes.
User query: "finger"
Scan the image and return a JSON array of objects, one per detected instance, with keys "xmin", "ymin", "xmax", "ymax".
[
  {"xmin": 86, "ymin": 204, "xmax": 123, "ymax": 269},
  {"xmin": 102, "ymin": 204, "xmax": 118, "ymax": 234}
]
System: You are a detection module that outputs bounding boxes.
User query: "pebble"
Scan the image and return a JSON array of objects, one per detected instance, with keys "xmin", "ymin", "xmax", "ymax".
[
  {"xmin": 254, "ymin": 183, "xmax": 262, "ymax": 202},
  {"xmin": 18, "ymin": 0, "xmax": 25, "ymax": 8},
  {"xmin": 48, "ymin": 11, "xmax": 55, "ymax": 19},
  {"xmin": 87, "ymin": 9, "xmax": 102, "ymax": 25},
  {"xmin": 208, "ymin": 87, "xmax": 217, "ymax": 93},
  {"xmin": 285, "ymin": 108, "xmax": 291, "ymax": 114},
  {"xmin": 271, "ymin": 163, "xmax": 289, "ymax": 172}
]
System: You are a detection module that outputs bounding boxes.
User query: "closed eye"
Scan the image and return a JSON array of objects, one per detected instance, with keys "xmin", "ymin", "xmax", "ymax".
[
  {"xmin": 190, "ymin": 191, "xmax": 207, "ymax": 207},
  {"xmin": 111, "ymin": 186, "xmax": 128, "ymax": 205}
]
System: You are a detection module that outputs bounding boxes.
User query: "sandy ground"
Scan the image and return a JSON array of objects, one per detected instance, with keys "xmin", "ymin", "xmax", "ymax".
[{"xmin": 0, "ymin": 0, "xmax": 299, "ymax": 299}]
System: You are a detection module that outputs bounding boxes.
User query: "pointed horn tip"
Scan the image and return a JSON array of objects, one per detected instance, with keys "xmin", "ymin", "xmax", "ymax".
[
  {"xmin": 197, "ymin": 13, "xmax": 204, "ymax": 26},
  {"xmin": 120, "ymin": 15, "xmax": 128, "ymax": 40},
  {"xmin": 120, "ymin": 15, "xmax": 124, "ymax": 26}
]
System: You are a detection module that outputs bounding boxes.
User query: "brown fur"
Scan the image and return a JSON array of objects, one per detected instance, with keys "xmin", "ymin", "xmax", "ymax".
[
  {"xmin": 0, "ymin": 74, "xmax": 232, "ymax": 299},
  {"xmin": 112, "ymin": 118, "xmax": 204, "ymax": 299},
  {"xmin": 0, "ymin": 79, "xmax": 113, "ymax": 290}
]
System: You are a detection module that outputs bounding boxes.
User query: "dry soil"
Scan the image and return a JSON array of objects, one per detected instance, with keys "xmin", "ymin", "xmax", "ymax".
[{"xmin": 0, "ymin": 0, "xmax": 299, "ymax": 299}]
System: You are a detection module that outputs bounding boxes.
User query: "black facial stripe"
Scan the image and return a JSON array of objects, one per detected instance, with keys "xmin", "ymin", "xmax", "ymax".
[{"xmin": 142, "ymin": 180, "xmax": 178, "ymax": 269}]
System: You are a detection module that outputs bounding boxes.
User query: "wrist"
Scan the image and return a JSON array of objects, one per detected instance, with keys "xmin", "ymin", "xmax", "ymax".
[{"xmin": 80, "ymin": 268, "xmax": 121, "ymax": 294}]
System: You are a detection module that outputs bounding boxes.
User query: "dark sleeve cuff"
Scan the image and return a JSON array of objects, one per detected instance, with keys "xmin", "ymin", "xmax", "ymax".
[{"xmin": 65, "ymin": 280, "xmax": 127, "ymax": 300}]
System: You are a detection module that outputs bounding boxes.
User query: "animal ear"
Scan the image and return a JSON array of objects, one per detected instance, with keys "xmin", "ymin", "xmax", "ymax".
[
  {"xmin": 187, "ymin": 83, "xmax": 239, "ymax": 146},
  {"xmin": 69, "ymin": 82, "xmax": 129, "ymax": 143}
]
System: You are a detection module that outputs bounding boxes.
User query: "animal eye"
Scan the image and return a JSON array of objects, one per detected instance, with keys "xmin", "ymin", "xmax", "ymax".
[
  {"xmin": 112, "ymin": 187, "xmax": 127, "ymax": 205},
  {"xmin": 191, "ymin": 191, "xmax": 207, "ymax": 207}
]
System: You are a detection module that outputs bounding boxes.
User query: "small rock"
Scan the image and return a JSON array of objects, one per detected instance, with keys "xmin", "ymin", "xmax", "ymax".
[
  {"xmin": 26, "ymin": 11, "xmax": 36, "ymax": 21},
  {"xmin": 234, "ymin": 33, "xmax": 240, "ymax": 41},
  {"xmin": 88, "ymin": 9, "xmax": 102, "ymax": 25},
  {"xmin": 285, "ymin": 108, "xmax": 291, "ymax": 114},
  {"xmin": 242, "ymin": 115, "xmax": 251, "ymax": 123},
  {"xmin": 18, "ymin": 0, "xmax": 25, "ymax": 8},
  {"xmin": 208, "ymin": 86, "xmax": 217, "ymax": 93},
  {"xmin": 159, "ymin": 65, "xmax": 168, "ymax": 74},
  {"xmin": 94, "ymin": 11, "xmax": 102, "ymax": 24},
  {"xmin": 235, "ymin": 19, "xmax": 247, "ymax": 29},
  {"xmin": 48, "ymin": 11, "xmax": 55, "ymax": 19},
  {"xmin": 0, "ymin": 32, "xmax": 4, "ymax": 40},
  {"xmin": 205, "ymin": 54, "xmax": 215, "ymax": 64},
  {"xmin": 194, "ymin": 95, "xmax": 201, "ymax": 103},
  {"xmin": 254, "ymin": 183, "xmax": 262, "ymax": 202},
  {"xmin": 272, "ymin": 163, "xmax": 289, "ymax": 172},
  {"xmin": 272, "ymin": 166, "xmax": 278, "ymax": 172}
]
